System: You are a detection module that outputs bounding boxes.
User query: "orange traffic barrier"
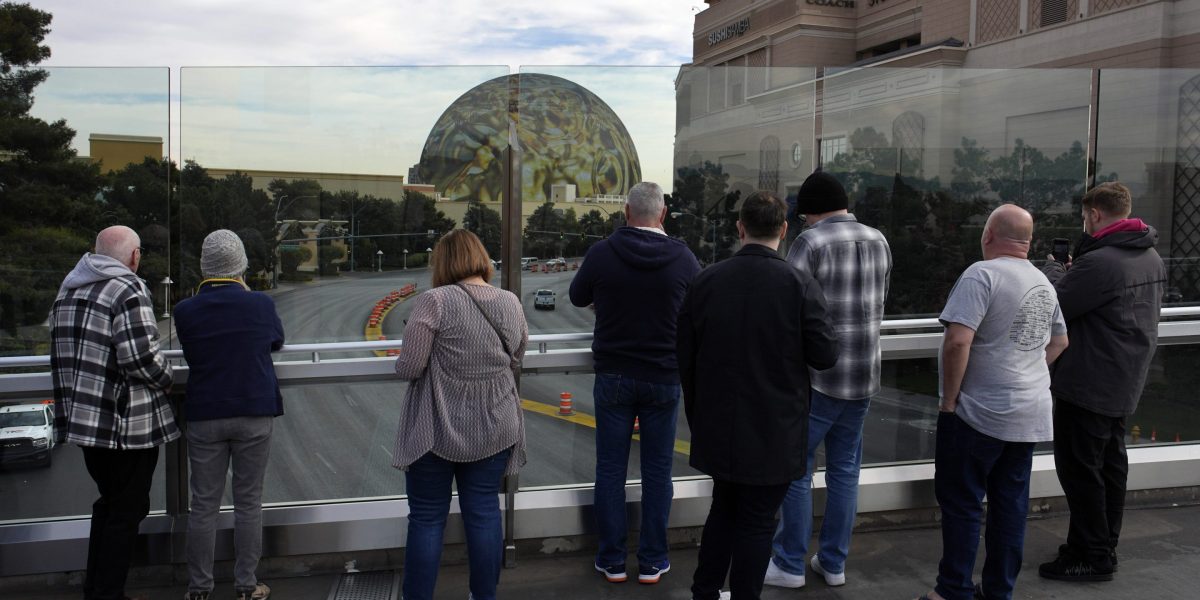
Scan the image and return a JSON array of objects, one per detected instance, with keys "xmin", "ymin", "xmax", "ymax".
[
  {"xmin": 558, "ymin": 392, "xmax": 575, "ymax": 416},
  {"xmin": 1176, "ymin": 433, "xmax": 1182, "ymax": 442},
  {"xmin": 572, "ymin": 262, "xmax": 579, "ymax": 270},
  {"xmin": 1151, "ymin": 427, "xmax": 1157, "ymax": 442},
  {"xmin": 1131, "ymin": 424, "xmax": 1141, "ymax": 442},
  {"xmin": 633, "ymin": 417, "xmax": 640, "ymax": 435}
]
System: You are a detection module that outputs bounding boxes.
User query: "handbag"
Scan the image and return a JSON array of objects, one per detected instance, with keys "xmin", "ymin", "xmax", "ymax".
[{"xmin": 454, "ymin": 283, "xmax": 521, "ymax": 382}]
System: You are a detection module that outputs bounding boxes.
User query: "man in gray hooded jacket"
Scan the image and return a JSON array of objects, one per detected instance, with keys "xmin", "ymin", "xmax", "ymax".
[{"xmin": 50, "ymin": 225, "xmax": 177, "ymax": 600}]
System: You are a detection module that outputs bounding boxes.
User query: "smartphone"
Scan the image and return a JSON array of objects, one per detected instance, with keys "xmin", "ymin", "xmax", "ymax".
[{"xmin": 1052, "ymin": 238, "xmax": 1071, "ymax": 263}]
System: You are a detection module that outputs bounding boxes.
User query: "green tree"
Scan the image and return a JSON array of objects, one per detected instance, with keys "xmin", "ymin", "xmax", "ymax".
[
  {"xmin": 0, "ymin": 3, "xmax": 105, "ymax": 342},
  {"xmin": 463, "ymin": 200, "xmax": 502, "ymax": 258},
  {"xmin": 523, "ymin": 202, "xmax": 566, "ymax": 258}
]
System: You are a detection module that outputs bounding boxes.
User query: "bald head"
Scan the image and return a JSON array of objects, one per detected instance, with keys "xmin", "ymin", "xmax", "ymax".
[
  {"xmin": 982, "ymin": 204, "xmax": 1033, "ymax": 260},
  {"xmin": 95, "ymin": 226, "xmax": 141, "ymax": 271}
]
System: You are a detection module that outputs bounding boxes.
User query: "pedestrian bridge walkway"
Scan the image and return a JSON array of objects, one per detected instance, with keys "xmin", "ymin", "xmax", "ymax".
[{"xmin": 10, "ymin": 502, "xmax": 1198, "ymax": 600}]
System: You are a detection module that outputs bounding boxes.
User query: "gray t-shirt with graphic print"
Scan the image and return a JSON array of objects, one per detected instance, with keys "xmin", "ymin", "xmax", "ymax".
[{"xmin": 938, "ymin": 256, "xmax": 1067, "ymax": 443}]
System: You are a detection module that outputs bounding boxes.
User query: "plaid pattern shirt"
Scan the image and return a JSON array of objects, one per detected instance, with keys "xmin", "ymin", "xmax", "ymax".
[
  {"xmin": 50, "ymin": 273, "xmax": 179, "ymax": 449},
  {"xmin": 786, "ymin": 214, "xmax": 892, "ymax": 400}
]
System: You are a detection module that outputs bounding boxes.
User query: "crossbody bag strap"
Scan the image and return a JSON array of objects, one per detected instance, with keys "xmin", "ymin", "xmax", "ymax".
[{"xmin": 454, "ymin": 283, "xmax": 514, "ymax": 359}]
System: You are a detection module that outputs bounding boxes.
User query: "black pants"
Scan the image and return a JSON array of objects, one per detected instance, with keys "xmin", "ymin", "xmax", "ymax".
[
  {"xmin": 691, "ymin": 478, "xmax": 790, "ymax": 600},
  {"xmin": 1053, "ymin": 399, "xmax": 1127, "ymax": 569},
  {"xmin": 81, "ymin": 445, "xmax": 159, "ymax": 600}
]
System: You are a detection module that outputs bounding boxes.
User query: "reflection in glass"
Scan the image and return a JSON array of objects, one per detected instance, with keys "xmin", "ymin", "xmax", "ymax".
[
  {"xmin": 1097, "ymin": 69, "xmax": 1200, "ymax": 305},
  {"xmin": 0, "ymin": 67, "xmax": 169, "ymax": 358}
]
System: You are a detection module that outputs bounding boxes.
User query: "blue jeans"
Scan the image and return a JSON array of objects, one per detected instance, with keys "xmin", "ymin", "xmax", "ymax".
[
  {"xmin": 772, "ymin": 390, "xmax": 869, "ymax": 576},
  {"xmin": 934, "ymin": 412, "xmax": 1034, "ymax": 600},
  {"xmin": 593, "ymin": 372, "xmax": 680, "ymax": 568},
  {"xmin": 403, "ymin": 448, "xmax": 512, "ymax": 600}
]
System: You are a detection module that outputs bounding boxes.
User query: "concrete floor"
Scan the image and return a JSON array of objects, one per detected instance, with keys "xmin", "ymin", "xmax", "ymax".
[{"xmin": 11, "ymin": 502, "xmax": 1200, "ymax": 599}]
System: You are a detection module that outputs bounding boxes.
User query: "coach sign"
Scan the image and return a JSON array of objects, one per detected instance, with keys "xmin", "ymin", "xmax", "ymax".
[
  {"xmin": 707, "ymin": 17, "xmax": 750, "ymax": 47},
  {"xmin": 806, "ymin": 0, "xmax": 857, "ymax": 8}
]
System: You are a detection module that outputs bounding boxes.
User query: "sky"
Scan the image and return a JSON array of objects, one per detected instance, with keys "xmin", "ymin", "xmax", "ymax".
[{"xmin": 29, "ymin": 0, "xmax": 706, "ymax": 191}]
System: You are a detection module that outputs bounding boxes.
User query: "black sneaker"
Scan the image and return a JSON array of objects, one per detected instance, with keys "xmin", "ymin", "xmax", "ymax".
[
  {"xmin": 1057, "ymin": 543, "xmax": 1118, "ymax": 572},
  {"xmin": 1038, "ymin": 555, "xmax": 1114, "ymax": 582}
]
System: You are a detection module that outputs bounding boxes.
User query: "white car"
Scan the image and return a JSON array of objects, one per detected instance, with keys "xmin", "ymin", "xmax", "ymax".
[
  {"xmin": 0, "ymin": 402, "xmax": 55, "ymax": 468},
  {"xmin": 534, "ymin": 289, "xmax": 556, "ymax": 310}
]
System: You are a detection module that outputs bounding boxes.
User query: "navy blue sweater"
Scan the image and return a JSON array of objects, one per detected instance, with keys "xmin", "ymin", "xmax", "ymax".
[
  {"xmin": 174, "ymin": 281, "xmax": 285, "ymax": 422},
  {"xmin": 569, "ymin": 227, "xmax": 701, "ymax": 383}
]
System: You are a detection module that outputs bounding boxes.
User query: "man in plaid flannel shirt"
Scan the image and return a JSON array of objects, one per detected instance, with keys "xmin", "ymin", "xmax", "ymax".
[
  {"xmin": 767, "ymin": 172, "xmax": 892, "ymax": 590},
  {"xmin": 50, "ymin": 225, "xmax": 178, "ymax": 600}
]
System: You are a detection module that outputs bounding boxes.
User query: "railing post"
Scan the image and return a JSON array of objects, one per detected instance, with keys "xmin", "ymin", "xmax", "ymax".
[
  {"xmin": 1086, "ymin": 68, "xmax": 1101, "ymax": 191},
  {"xmin": 165, "ymin": 390, "xmax": 189, "ymax": 518},
  {"xmin": 503, "ymin": 473, "xmax": 519, "ymax": 568}
]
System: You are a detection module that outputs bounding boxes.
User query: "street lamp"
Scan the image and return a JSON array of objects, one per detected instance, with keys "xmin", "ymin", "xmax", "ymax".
[
  {"xmin": 376, "ymin": 250, "xmax": 384, "ymax": 272},
  {"xmin": 426, "ymin": 247, "xmax": 433, "ymax": 268},
  {"xmin": 403, "ymin": 248, "xmax": 409, "ymax": 270},
  {"xmin": 160, "ymin": 276, "xmax": 174, "ymax": 319}
]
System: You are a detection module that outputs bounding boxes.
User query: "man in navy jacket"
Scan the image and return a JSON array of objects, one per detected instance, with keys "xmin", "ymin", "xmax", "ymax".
[
  {"xmin": 175, "ymin": 229, "xmax": 284, "ymax": 600},
  {"xmin": 678, "ymin": 191, "xmax": 838, "ymax": 600},
  {"xmin": 569, "ymin": 181, "xmax": 701, "ymax": 585}
]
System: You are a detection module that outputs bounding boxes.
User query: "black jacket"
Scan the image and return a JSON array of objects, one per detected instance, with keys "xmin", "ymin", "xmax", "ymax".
[
  {"xmin": 569, "ymin": 227, "xmax": 701, "ymax": 383},
  {"xmin": 677, "ymin": 244, "xmax": 838, "ymax": 485},
  {"xmin": 1042, "ymin": 224, "xmax": 1165, "ymax": 417}
]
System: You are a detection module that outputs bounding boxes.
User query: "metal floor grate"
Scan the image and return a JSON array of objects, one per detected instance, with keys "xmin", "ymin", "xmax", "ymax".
[{"xmin": 327, "ymin": 570, "xmax": 400, "ymax": 600}]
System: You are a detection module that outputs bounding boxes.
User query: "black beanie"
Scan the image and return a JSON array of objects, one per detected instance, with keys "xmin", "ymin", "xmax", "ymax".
[{"xmin": 795, "ymin": 171, "xmax": 848, "ymax": 215}]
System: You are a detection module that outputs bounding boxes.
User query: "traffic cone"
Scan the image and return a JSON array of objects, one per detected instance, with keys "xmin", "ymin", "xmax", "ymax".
[
  {"xmin": 558, "ymin": 392, "xmax": 575, "ymax": 416},
  {"xmin": 1151, "ymin": 427, "xmax": 1157, "ymax": 442},
  {"xmin": 1175, "ymin": 433, "xmax": 1181, "ymax": 442},
  {"xmin": 633, "ymin": 417, "xmax": 640, "ymax": 435}
]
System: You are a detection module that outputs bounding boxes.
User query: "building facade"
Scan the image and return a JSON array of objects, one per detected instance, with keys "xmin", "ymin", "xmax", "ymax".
[{"xmin": 678, "ymin": 0, "xmax": 1200, "ymax": 303}]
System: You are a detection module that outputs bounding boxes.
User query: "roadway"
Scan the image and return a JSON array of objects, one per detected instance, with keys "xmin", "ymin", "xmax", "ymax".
[{"xmin": 0, "ymin": 266, "xmax": 942, "ymax": 521}]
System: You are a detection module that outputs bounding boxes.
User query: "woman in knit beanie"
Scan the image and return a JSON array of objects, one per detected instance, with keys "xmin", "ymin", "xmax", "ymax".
[{"xmin": 175, "ymin": 229, "xmax": 284, "ymax": 600}]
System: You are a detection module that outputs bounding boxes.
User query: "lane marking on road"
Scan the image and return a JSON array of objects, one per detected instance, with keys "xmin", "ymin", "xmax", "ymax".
[
  {"xmin": 520, "ymin": 399, "xmax": 692, "ymax": 457},
  {"xmin": 379, "ymin": 445, "xmax": 393, "ymax": 458}
]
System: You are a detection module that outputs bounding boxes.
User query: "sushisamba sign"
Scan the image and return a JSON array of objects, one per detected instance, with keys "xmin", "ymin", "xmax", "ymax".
[{"xmin": 707, "ymin": 17, "xmax": 751, "ymax": 47}]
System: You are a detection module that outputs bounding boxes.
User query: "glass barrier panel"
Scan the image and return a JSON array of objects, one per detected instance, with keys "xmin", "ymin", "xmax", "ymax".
[
  {"xmin": 511, "ymin": 67, "xmax": 681, "ymax": 338},
  {"xmin": 1096, "ymin": 69, "xmax": 1200, "ymax": 306},
  {"xmin": 517, "ymin": 371, "xmax": 701, "ymax": 491},
  {"xmin": 1132, "ymin": 344, "xmax": 1200, "ymax": 445},
  {"xmin": 177, "ymin": 67, "xmax": 510, "ymax": 351},
  {"xmin": 0, "ymin": 67, "xmax": 170, "ymax": 361},
  {"xmin": 817, "ymin": 68, "xmax": 1093, "ymax": 317},
  {"xmin": 0, "ymin": 396, "xmax": 169, "ymax": 523}
]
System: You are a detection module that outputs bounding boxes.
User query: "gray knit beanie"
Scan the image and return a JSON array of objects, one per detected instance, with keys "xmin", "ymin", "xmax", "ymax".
[{"xmin": 200, "ymin": 229, "xmax": 249, "ymax": 279}]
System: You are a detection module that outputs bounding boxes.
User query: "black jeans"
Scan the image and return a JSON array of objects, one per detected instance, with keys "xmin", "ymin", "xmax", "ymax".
[
  {"xmin": 81, "ymin": 445, "xmax": 160, "ymax": 600},
  {"xmin": 691, "ymin": 478, "xmax": 790, "ymax": 600},
  {"xmin": 1053, "ymin": 399, "xmax": 1127, "ymax": 569}
]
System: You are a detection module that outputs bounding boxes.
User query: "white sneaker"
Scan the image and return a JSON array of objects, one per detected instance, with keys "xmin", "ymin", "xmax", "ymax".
[
  {"xmin": 691, "ymin": 592, "xmax": 731, "ymax": 600},
  {"xmin": 810, "ymin": 554, "xmax": 846, "ymax": 586},
  {"xmin": 763, "ymin": 559, "xmax": 806, "ymax": 588}
]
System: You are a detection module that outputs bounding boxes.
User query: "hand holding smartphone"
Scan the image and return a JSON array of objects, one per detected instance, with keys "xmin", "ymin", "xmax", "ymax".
[{"xmin": 1051, "ymin": 238, "xmax": 1071, "ymax": 264}]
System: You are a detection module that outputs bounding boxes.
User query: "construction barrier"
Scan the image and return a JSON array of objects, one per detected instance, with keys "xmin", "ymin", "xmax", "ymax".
[{"xmin": 558, "ymin": 392, "xmax": 575, "ymax": 416}]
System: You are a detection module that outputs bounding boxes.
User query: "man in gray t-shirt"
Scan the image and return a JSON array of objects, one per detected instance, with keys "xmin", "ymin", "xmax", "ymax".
[{"xmin": 919, "ymin": 205, "xmax": 1069, "ymax": 600}]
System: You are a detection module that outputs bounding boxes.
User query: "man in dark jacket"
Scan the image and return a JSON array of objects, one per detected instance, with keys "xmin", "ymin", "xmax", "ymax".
[
  {"xmin": 50, "ymin": 225, "xmax": 178, "ymax": 600},
  {"xmin": 175, "ymin": 230, "xmax": 285, "ymax": 600},
  {"xmin": 1038, "ymin": 182, "xmax": 1166, "ymax": 582},
  {"xmin": 569, "ymin": 181, "xmax": 701, "ymax": 585},
  {"xmin": 677, "ymin": 191, "xmax": 838, "ymax": 600}
]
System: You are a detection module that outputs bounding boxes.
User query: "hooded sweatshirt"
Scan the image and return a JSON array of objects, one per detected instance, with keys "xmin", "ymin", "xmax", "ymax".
[
  {"xmin": 1042, "ymin": 220, "xmax": 1166, "ymax": 416},
  {"xmin": 51, "ymin": 253, "xmax": 178, "ymax": 449},
  {"xmin": 569, "ymin": 227, "xmax": 701, "ymax": 383}
]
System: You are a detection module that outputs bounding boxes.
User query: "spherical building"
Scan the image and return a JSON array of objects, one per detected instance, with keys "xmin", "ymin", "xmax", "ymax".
[{"xmin": 418, "ymin": 73, "xmax": 641, "ymax": 205}]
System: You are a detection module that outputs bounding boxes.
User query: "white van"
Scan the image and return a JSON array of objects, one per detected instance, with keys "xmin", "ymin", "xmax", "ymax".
[
  {"xmin": 521, "ymin": 257, "xmax": 539, "ymax": 271},
  {"xmin": 0, "ymin": 402, "xmax": 55, "ymax": 468}
]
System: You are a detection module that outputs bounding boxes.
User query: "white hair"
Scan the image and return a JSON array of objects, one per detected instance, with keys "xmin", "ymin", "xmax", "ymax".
[
  {"xmin": 625, "ymin": 181, "xmax": 664, "ymax": 223},
  {"xmin": 94, "ymin": 226, "xmax": 140, "ymax": 264}
]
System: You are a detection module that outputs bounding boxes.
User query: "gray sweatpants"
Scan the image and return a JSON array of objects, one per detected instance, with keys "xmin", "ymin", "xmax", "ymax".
[{"xmin": 186, "ymin": 416, "xmax": 273, "ymax": 593}]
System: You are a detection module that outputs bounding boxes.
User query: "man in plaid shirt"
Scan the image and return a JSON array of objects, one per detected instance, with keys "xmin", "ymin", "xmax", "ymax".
[
  {"xmin": 767, "ymin": 172, "xmax": 892, "ymax": 590},
  {"xmin": 50, "ymin": 225, "xmax": 178, "ymax": 600}
]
